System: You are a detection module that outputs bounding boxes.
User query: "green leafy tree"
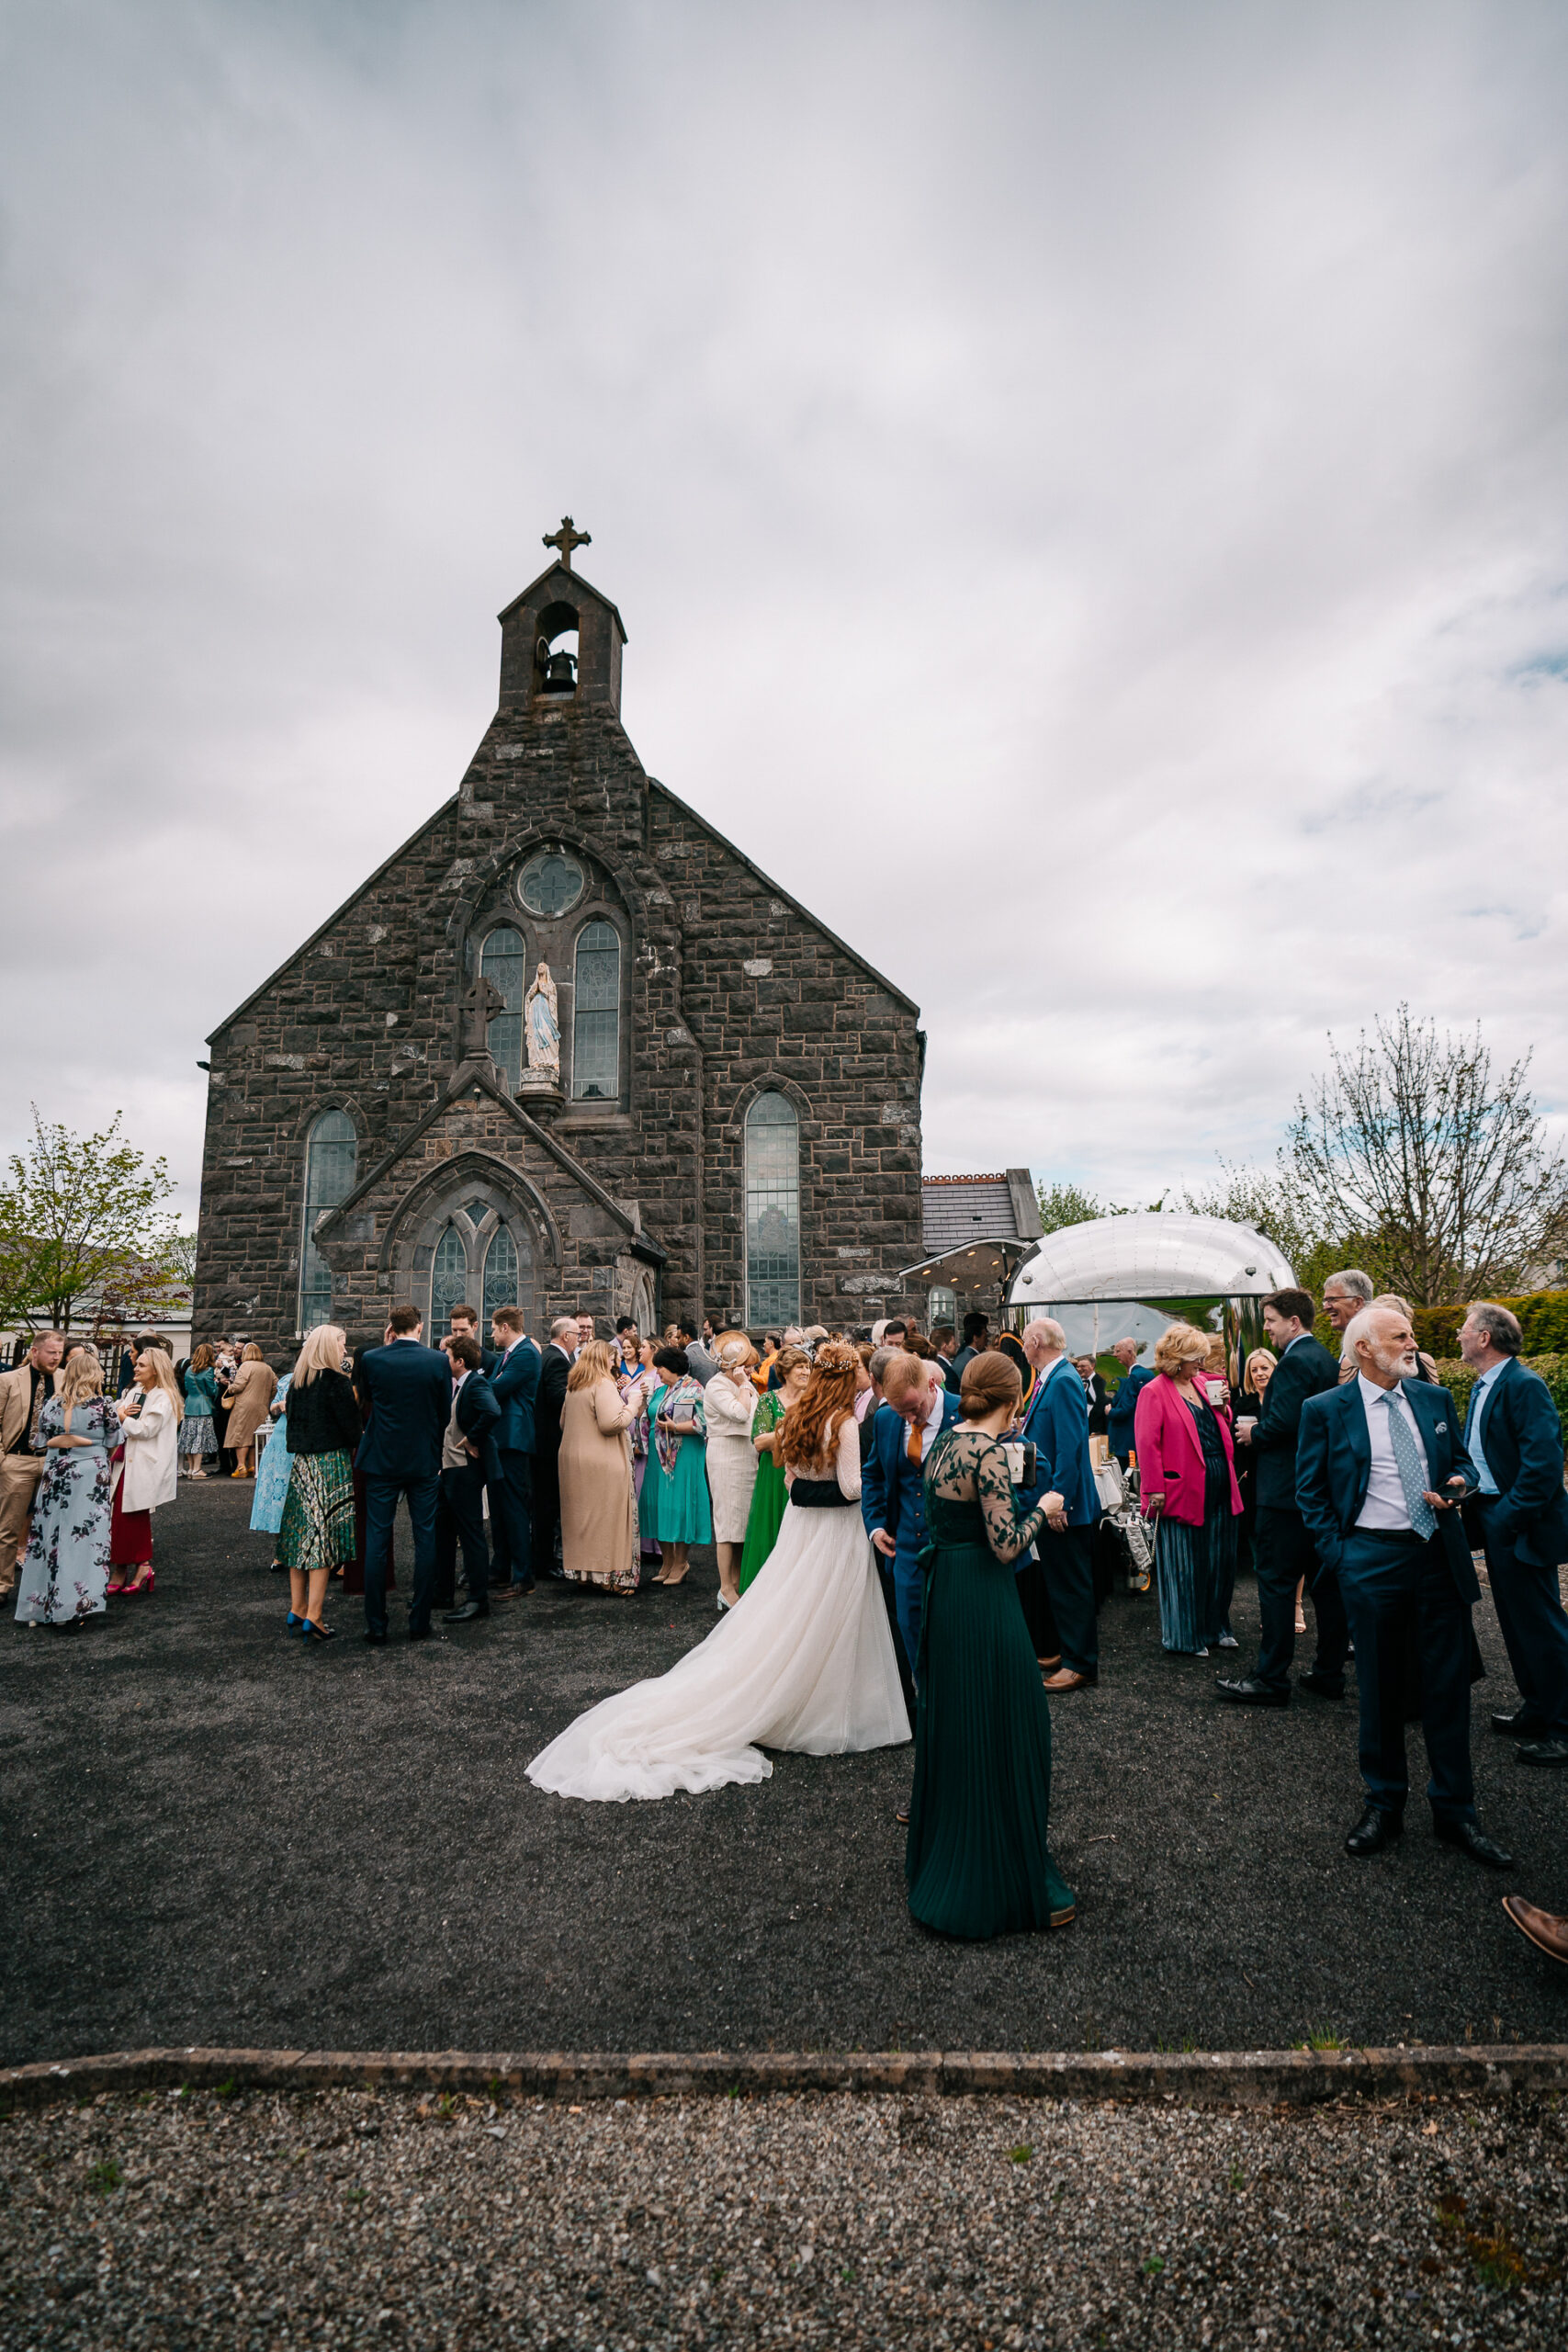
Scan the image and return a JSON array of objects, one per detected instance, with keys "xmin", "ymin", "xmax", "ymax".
[
  {"xmin": 1281, "ymin": 1008, "xmax": 1568, "ymax": 1306},
  {"xmin": 0, "ymin": 1109, "xmax": 184, "ymax": 1333},
  {"xmin": 1035, "ymin": 1181, "xmax": 1122, "ymax": 1233}
]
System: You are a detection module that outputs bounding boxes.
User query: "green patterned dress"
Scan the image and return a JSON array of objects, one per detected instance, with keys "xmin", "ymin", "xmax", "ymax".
[
  {"xmin": 906, "ymin": 1428, "xmax": 1076, "ymax": 1939},
  {"xmin": 739, "ymin": 1390, "xmax": 788, "ymax": 1592}
]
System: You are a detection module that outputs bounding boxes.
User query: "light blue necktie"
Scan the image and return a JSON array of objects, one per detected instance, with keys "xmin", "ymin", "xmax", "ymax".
[{"xmin": 1382, "ymin": 1394, "xmax": 1437, "ymax": 1539}]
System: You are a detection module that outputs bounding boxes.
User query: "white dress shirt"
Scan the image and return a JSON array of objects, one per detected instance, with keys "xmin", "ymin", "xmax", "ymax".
[
  {"xmin": 1354, "ymin": 1374, "xmax": 1432, "ymax": 1530},
  {"xmin": 907, "ymin": 1381, "xmax": 945, "ymax": 1460},
  {"xmin": 1467, "ymin": 1359, "xmax": 1507, "ymax": 1497}
]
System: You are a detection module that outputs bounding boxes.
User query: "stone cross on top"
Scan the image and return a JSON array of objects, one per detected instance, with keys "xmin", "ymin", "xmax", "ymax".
[{"xmin": 542, "ymin": 515, "xmax": 592, "ymax": 570}]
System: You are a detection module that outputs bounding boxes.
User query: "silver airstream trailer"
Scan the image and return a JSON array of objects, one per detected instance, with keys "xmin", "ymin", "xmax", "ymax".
[{"xmin": 1008, "ymin": 1212, "xmax": 1297, "ymax": 1376}]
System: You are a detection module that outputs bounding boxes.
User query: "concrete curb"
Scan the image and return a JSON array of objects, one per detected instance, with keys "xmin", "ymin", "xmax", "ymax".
[{"xmin": 4, "ymin": 2044, "xmax": 1567, "ymax": 2114}]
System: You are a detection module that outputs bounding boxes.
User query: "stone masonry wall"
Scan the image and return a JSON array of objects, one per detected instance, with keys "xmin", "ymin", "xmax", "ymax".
[{"xmin": 194, "ymin": 585, "xmax": 925, "ymax": 1352}]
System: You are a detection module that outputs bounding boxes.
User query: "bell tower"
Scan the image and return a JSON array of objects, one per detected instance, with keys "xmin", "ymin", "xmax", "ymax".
[{"xmin": 497, "ymin": 517, "xmax": 626, "ymax": 715}]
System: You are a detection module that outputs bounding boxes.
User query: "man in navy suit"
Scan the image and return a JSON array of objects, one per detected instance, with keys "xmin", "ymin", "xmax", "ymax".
[
  {"xmin": 1221, "ymin": 1288, "xmax": 1344, "ymax": 1706},
  {"xmin": 1018, "ymin": 1319, "xmax": 1101, "ymax": 1688},
  {"xmin": 1459, "ymin": 1301, "xmax": 1568, "ymax": 1765},
  {"xmin": 1296, "ymin": 1304, "xmax": 1512, "ymax": 1866},
  {"xmin": 1105, "ymin": 1338, "xmax": 1154, "ymax": 1464},
  {"xmin": 490, "ymin": 1303, "xmax": 542, "ymax": 1593},
  {"xmin": 862, "ymin": 1350, "xmax": 962, "ymax": 1689},
  {"xmin": 435, "ymin": 1333, "xmax": 501, "ymax": 1621},
  {"xmin": 355, "ymin": 1304, "xmax": 455, "ymax": 1643}
]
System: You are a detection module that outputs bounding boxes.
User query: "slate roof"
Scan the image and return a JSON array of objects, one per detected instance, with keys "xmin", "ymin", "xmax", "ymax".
[{"xmin": 920, "ymin": 1170, "xmax": 1042, "ymax": 1255}]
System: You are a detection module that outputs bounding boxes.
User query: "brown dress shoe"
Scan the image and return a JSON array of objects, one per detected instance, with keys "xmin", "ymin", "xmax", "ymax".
[
  {"xmin": 1503, "ymin": 1896, "xmax": 1568, "ymax": 1965},
  {"xmin": 1043, "ymin": 1668, "xmax": 1091, "ymax": 1692}
]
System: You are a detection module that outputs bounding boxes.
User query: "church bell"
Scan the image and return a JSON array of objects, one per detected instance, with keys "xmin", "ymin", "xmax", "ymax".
[{"xmin": 536, "ymin": 634, "xmax": 577, "ymax": 695}]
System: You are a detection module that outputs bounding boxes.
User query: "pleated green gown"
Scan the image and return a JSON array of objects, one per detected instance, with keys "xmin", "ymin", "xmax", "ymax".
[{"xmin": 906, "ymin": 1430, "xmax": 1077, "ymax": 1939}]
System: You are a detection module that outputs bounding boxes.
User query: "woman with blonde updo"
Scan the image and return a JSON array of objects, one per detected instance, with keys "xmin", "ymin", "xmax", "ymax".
[
  {"xmin": 558, "ymin": 1339, "xmax": 650, "ymax": 1597},
  {"xmin": 1134, "ymin": 1322, "xmax": 1244, "ymax": 1657},
  {"xmin": 16, "ymin": 1351, "xmax": 119, "ymax": 1629},
  {"xmin": 906, "ymin": 1347, "xmax": 1075, "ymax": 1939},
  {"xmin": 703, "ymin": 1333, "xmax": 760, "ymax": 1611},
  {"xmin": 528, "ymin": 1340, "xmax": 909, "ymax": 1803}
]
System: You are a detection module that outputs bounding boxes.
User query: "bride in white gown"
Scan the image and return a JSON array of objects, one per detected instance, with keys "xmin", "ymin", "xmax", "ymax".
[{"xmin": 527, "ymin": 1341, "xmax": 910, "ymax": 1802}]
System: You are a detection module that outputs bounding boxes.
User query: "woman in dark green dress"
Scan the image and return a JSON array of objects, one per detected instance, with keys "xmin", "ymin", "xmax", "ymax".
[{"xmin": 907, "ymin": 1349, "xmax": 1077, "ymax": 1939}]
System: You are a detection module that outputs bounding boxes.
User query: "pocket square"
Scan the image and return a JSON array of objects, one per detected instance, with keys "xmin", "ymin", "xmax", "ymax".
[{"xmin": 1436, "ymin": 1420, "xmax": 1447, "ymax": 1432}]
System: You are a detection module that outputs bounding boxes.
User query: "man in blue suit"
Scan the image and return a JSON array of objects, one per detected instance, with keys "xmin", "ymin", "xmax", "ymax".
[
  {"xmin": 1296, "ymin": 1304, "xmax": 1511, "ymax": 1867},
  {"xmin": 1105, "ymin": 1338, "xmax": 1154, "ymax": 1464},
  {"xmin": 1020, "ymin": 1317, "xmax": 1101, "ymax": 1689},
  {"xmin": 1459, "ymin": 1301, "xmax": 1568, "ymax": 1765},
  {"xmin": 435, "ymin": 1332, "xmax": 502, "ymax": 1622},
  {"xmin": 354, "ymin": 1303, "xmax": 455, "ymax": 1643},
  {"xmin": 862, "ymin": 1350, "xmax": 962, "ymax": 1689},
  {"xmin": 489, "ymin": 1303, "xmax": 542, "ymax": 1594}
]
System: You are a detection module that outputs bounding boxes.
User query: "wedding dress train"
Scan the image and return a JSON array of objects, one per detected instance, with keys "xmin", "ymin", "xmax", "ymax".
[{"xmin": 526, "ymin": 1416, "xmax": 909, "ymax": 1801}]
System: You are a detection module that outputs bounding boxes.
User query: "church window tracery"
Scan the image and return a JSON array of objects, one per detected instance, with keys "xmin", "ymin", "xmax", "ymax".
[
  {"xmin": 572, "ymin": 921, "xmax": 621, "ymax": 1100},
  {"xmin": 480, "ymin": 926, "xmax": 526, "ymax": 1088},
  {"xmin": 517, "ymin": 850, "xmax": 585, "ymax": 919},
  {"xmin": 745, "ymin": 1092, "xmax": 800, "ymax": 1327},
  {"xmin": 431, "ymin": 1225, "xmax": 468, "ymax": 1323},
  {"xmin": 483, "ymin": 1224, "xmax": 519, "ymax": 1324},
  {"xmin": 299, "ymin": 1110, "xmax": 356, "ymax": 1331}
]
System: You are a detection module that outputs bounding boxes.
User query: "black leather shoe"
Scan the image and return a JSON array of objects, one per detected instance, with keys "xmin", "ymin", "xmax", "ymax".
[
  {"xmin": 1434, "ymin": 1817, "xmax": 1515, "ymax": 1869},
  {"xmin": 363, "ymin": 1630, "xmax": 387, "ymax": 1645},
  {"xmin": 1492, "ymin": 1706, "xmax": 1549, "ymax": 1736},
  {"xmin": 1214, "ymin": 1677, "xmax": 1289, "ymax": 1707},
  {"xmin": 1296, "ymin": 1671, "xmax": 1346, "ymax": 1701},
  {"xmin": 407, "ymin": 1624, "xmax": 433, "ymax": 1641},
  {"xmin": 1346, "ymin": 1806, "xmax": 1403, "ymax": 1857},
  {"xmin": 1516, "ymin": 1739, "xmax": 1568, "ymax": 1768},
  {"xmin": 442, "ymin": 1601, "xmax": 490, "ymax": 1623}
]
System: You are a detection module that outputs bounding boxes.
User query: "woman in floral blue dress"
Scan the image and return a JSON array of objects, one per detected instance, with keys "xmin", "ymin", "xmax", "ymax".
[{"xmin": 15, "ymin": 1351, "xmax": 118, "ymax": 1630}]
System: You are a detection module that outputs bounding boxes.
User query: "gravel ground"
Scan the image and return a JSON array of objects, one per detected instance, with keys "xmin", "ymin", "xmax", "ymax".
[
  {"xmin": 3, "ymin": 2084, "xmax": 1567, "ymax": 2348},
  {"xmin": 3, "ymin": 1481, "xmax": 1568, "ymax": 2064}
]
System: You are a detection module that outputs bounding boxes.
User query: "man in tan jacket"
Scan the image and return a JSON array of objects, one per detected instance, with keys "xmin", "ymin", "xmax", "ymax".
[{"xmin": 0, "ymin": 1331, "xmax": 64, "ymax": 1592}]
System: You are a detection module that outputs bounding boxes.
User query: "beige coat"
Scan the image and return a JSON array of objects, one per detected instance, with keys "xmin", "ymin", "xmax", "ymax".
[
  {"xmin": 558, "ymin": 1377, "xmax": 640, "ymax": 1593},
  {"xmin": 224, "ymin": 1359, "xmax": 277, "ymax": 1451},
  {"xmin": 119, "ymin": 1388, "xmax": 180, "ymax": 1511},
  {"xmin": 0, "ymin": 1361, "xmax": 60, "ymax": 1455}
]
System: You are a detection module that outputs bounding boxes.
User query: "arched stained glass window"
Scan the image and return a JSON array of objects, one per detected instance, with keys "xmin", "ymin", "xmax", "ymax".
[
  {"xmin": 299, "ymin": 1110, "xmax": 356, "ymax": 1331},
  {"xmin": 481, "ymin": 926, "xmax": 526, "ymax": 1089},
  {"xmin": 431, "ymin": 1226, "xmax": 468, "ymax": 1326},
  {"xmin": 482, "ymin": 1224, "xmax": 518, "ymax": 1326},
  {"xmin": 572, "ymin": 922, "xmax": 621, "ymax": 1101},
  {"xmin": 745, "ymin": 1092, "xmax": 800, "ymax": 1327}
]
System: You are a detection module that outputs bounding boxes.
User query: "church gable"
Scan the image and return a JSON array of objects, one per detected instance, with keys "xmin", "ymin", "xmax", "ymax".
[{"xmin": 194, "ymin": 529, "xmax": 927, "ymax": 1345}]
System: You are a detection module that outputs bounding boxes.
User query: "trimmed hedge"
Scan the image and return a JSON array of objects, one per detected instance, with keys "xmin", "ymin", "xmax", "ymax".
[
  {"xmin": 1429, "ymin": 1355, "xmax": 1568, "ymax": 1440},
  {"xmin": 1414, "ymin": 1289, "xmax": 1568, "ymax": 1360}
]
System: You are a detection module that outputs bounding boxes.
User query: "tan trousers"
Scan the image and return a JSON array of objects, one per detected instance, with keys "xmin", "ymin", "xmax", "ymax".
[{"xmin": 0, "ymin": 1454, "xmax": 45, "ymax": 1583}]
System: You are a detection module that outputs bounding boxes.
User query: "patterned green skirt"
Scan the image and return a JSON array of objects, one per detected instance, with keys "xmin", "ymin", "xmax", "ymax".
[{"xmin": 279, "ymin": 1450, "xmax": 355, "ymax": 1574}]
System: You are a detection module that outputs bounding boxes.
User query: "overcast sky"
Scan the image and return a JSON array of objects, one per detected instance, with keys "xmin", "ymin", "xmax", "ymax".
[{"xmin": 5, "ymin": 0, "xmax": 1567, "ymax": 1225}]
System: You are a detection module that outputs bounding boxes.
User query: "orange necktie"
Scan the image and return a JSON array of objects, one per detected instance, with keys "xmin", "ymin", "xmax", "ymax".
[{"xmin": 907, "ymin": 1419, "xmax": 923, "ymax": 1464}]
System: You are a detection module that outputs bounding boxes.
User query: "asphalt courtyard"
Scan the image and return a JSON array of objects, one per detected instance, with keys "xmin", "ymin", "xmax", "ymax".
[{"xmin": 4, "ymin": 1480, "xmax": 1567, "ymax": 2067}]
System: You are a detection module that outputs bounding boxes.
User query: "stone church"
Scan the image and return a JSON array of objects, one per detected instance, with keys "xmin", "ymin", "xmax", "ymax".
[{"xmin": 194, "ymin": 526, "xmax": 927, "ymax": 1345}]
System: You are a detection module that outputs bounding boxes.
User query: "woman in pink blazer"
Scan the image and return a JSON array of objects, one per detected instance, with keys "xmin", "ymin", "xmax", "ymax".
[{"xmin": 1134, "ymin": 1324, "xmax": 1244, "ymax": 1657}]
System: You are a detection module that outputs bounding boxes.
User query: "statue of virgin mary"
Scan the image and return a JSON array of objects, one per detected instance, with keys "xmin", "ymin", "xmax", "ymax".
[{"xmin": 524, "ymin": 961, "xmax": 561, "ymax": 1080}]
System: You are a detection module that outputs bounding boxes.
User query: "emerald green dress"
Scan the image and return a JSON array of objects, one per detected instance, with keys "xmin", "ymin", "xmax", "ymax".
[
  {"xmin": 738, "ymin": 1390, "xmax": 788, "ymax": 1592},
  {"xmin": 906, "ymin": 1428, "xmax": 1077, "ymax": 1939}
]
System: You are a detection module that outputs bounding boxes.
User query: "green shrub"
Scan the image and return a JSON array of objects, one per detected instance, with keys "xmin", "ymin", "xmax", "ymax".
[
  {"xmin": 1430, "ymin": 1354, "xmax": 1568, "ymax": 1442},
  {"xmin": 1414, "ymin": 1289, "xmax": 1568, "ymax": 1360}
]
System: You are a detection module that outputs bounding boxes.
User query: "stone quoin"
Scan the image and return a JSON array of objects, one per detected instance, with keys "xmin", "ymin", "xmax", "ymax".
[{"xmin": 193, "ymin": 538, "xmax": 927, "ymax": 1345}]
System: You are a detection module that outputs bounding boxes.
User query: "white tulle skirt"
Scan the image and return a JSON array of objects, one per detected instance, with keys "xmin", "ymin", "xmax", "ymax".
[{"xmin": 526, "ymin": 1498, "xmax": 911, "ymax": 1802}]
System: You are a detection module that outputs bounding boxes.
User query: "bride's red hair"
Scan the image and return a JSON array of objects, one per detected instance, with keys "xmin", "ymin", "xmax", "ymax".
[{"xmin": 780, "ymin": 1340, "xmax": 861, "ymax": 1471}]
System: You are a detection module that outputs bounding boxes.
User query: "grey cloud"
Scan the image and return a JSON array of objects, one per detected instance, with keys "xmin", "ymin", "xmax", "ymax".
[{"xmin": 3, "ymin": 1, "xmax": 1567, "ymax": 1222}]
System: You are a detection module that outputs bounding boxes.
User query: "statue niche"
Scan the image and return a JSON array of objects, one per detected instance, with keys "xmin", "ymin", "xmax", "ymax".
[{"xmin": 520, "ymin": 960, "xmax": 562, "ymax": 1094}]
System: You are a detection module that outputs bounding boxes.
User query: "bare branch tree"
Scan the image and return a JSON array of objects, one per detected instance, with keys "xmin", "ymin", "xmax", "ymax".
[{"xmin": 1281, "ymin": 1007, "xmax": 1568, "ymax": 1305}]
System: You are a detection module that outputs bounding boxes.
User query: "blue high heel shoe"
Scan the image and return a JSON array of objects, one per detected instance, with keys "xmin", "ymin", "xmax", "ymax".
[{"xmin": 286, "ymin": 1611, "xmax": 304, "ymax": 1631}]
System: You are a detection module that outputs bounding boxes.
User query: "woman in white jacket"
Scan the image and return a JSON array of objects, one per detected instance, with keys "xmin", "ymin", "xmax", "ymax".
[{"xmin": 107, "ymin": 1349, "xmax": 182, "ymax": 1597}]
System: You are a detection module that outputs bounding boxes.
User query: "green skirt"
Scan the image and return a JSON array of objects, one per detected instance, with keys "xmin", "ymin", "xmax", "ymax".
[
  {"xmin": 739, "ymin": 1453, "xmax": 788, "ymax": 1591},
  {"xmin": 279, "ymin": 1450, "xmax": 356, "ymax": 1575},
  {"xmin": 906, "ymin": 1535, "xmax": 1076, "ymax": 1939}
]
